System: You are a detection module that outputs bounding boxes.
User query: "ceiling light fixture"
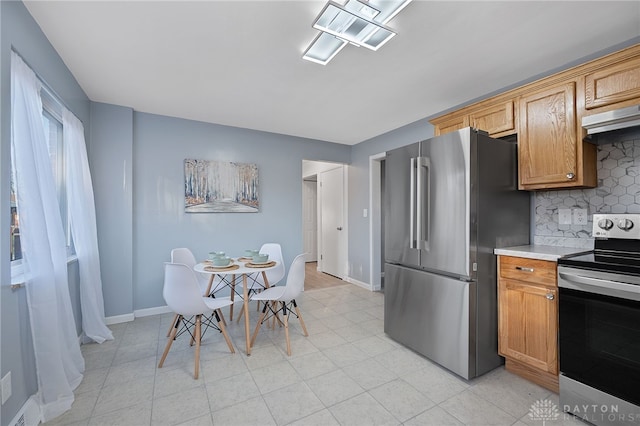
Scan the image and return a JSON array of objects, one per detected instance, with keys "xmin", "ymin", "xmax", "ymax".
[{"xmin": 302, "ymin": 0, "xmax": 412, "ymax": 65}]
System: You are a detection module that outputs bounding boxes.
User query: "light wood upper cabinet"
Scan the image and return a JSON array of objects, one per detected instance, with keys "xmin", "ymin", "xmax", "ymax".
[
  {"xmin": 433, "ymin": 114, "xmax": 468, "ymax": 136},
  {"xmin": 429, "ymin": 43, "xmax": 640, "ymax": 191},
  {"xmin": 517, "ymin": 81, "xmax": 597, "ymax": 190},
  {"xmin": 498, "ymin": 256, "xmax": 559, "ymax": 392},
  {"xmin": 585, "ymin": 56, "xmax": 640, "ymax": 111},
  {"xmin": 469, "ymin": 101, "xmax": 516, "ymax": 137},
  {"xmin": 432, "ymin": 100, "xmax": 516, "ymax": 138}
]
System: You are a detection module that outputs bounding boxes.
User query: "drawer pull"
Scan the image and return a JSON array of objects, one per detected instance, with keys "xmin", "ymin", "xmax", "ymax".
[
  {"xmin": 515, "ymin": 266, "xmax": 534, "ymax": 272},
  {"xmin": 546, "ymin": 293, "xmax": 555, "ymax": 300}
]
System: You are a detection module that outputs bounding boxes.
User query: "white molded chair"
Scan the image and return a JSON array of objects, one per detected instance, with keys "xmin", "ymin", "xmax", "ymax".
[
  {"xmin": 237, "ymin": 243, "xmax": 286, "ymax": 321},
  {"xmin": 171, "ymin": 247, "xmax": 226, "ymax": 295},
  {"xmin": 167, "ymin": 248, "xmax": 228, "ymax": 336},
  {"xmin": 250, "ymin": 254, "xmax": 309, "ymax": 355},
  {"xmin": 158, "ymin": 262, "xmax": 235, "ymax": 379}
]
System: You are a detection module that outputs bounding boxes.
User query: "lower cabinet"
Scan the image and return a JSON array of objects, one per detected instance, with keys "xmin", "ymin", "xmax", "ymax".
[{"xmin": 497, "ymin": 255, "xmax": 559, "ymax": 392}]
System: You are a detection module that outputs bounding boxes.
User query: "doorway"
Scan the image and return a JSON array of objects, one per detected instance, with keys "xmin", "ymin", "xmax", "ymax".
[{"xmin": 302, "ymin": 160, "xmax": 348, "ymax": 282}]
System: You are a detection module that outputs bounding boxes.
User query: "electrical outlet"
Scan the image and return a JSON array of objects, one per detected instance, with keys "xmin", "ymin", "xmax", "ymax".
[
  {"xmin": 363, "ymin": 208, "xmax": 368, "ymax": 218},
  {"xmin": 573, "ymin": 208, "xmax": 588, "ymax": 225},
  {"xmin": 1, "ymin": 371, "xmax": 12, "ymax": 404},
  {"xmin": 559, "ymin": 208, "xmax": 572, "ymax": 225}
]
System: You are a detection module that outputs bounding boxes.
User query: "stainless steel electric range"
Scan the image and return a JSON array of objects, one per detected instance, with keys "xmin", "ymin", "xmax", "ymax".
[{"xmin": 557, "ymin": 214, "xmax": 640, "ymax": 426}]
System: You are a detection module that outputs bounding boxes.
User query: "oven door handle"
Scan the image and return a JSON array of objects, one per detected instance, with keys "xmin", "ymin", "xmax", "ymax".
[{"xmin": 559, "ymin": 271, "xmax": 640, "ymax": 301}]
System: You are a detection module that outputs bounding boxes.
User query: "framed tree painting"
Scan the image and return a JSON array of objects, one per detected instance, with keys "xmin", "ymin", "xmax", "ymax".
[{"xmin": 184, "ymin": 159, "xmax": 259, "ymax": 213}]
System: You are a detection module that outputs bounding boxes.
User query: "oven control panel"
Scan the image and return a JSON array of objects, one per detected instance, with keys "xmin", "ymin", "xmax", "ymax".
[{"xmin": 592, "ymin": 214, "xmax": 640, "ymax": 239}]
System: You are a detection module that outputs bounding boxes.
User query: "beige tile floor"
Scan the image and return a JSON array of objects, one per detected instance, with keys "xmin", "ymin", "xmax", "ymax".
[{"xmin": 45, "ymin": 283, "xmax": 585, "ymax": 426}]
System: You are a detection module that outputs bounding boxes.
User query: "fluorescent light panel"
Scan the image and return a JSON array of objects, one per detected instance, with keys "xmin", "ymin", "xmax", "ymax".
[
  {"xmin": 313, "ymin": 2, "xmax": 395, "ymax": 51},
  {"xmin": 302, "ymin": 0, "xmax": 412, "ymax": 65},
  {"xmin": 302, "ymin": 32, "xmax": 347, "ymax": 65}
]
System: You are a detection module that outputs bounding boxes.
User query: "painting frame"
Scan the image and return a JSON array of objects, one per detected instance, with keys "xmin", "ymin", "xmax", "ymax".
[{"xmin": 184, "ymin": 158, "xmax": 259, "ymax": 213}]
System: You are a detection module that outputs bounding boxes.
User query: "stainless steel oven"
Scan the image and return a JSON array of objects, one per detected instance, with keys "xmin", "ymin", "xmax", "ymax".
[{"xmin": 558, "ymin": 214, "xmax": 640, "ymax": 426}]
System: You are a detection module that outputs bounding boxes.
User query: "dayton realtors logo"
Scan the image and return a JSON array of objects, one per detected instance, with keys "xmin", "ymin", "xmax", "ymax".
[
  {"xmin": 562, "ymin": 403, "xmax": 640, "ymax": 423},
  {"xmin": 529, "ymin": 399, "xmax": 640, "ymax": 424},
  {"xmin": 528, "ymin": 399, "xmax": 560, "ymax": 425}
]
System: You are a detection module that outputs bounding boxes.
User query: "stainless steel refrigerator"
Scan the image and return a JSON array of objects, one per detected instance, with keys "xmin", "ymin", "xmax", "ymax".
[{"xmin": 384, "ymin": 127, "xmax": 530, "ymax": 380}]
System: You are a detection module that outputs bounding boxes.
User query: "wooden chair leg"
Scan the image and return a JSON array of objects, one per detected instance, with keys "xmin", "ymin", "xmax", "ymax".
[
  {"xmin": 283, "ymin": 302, "xmax": 292, "ymax": 356},
  {"xmin": 217, "ymin": 308, "xmax": 227, "ymax": 326},
  {"xmin": 194, "ymin": 315, "xmax": 201, "ymax": 379},
  {"xmin": 214, "ymin": 310, "xmax": 235, "ymax": 353},
  {"xmin": 159, "ymin": 315, "xmax": 181, "ymax": 368},
  {"xmin": 166, "ymin": 313, "xmax": 178, "ymax": 337},
  {"xmin": 250, "ymin": 306, "xmax": 268, "ymax": 347},
  {"xmin": 294, "ymin": 301, "xmax": 309, "ymax": 337}
]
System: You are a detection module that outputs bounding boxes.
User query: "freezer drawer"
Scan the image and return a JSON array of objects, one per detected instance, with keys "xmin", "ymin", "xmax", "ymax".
[{"xmin": 384, "ymin": 263, "xmax": 476, "ymax": 379}]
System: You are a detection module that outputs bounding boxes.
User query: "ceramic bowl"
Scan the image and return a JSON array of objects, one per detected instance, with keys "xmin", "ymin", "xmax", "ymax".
[
  {"xmin": 211, "ymin": 256, "xmax": 231, "ymax": 267},
  {"xmin": 244, "ymin": 249, "xmax": 259, "ymax": 257},
  {"xmin": 252, "ymin": 253, "xmax": 269, "ymax": 263},
  {"xmin": 208, "ymin": 251, "xmax": 225, "ymax": 260}
]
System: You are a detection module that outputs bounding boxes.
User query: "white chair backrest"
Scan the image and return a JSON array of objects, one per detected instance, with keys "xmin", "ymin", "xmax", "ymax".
[
  {"xmin": 279, "ymin": 254, "xmax": 306, "ymax": 301},
  {"xmin": 171, "ymin": 247, "xmax": 208, "ymax": 291},
  {"xmin": 163, "ymin": 262, "xmax": 210, "ymax": 316},
  {"xmin": 257, "ymin": 243, "xmax": 286, "ymax": 286},
  {"xmin": 171, "ymin": 248, "xmax": 197, "ymax": 268}
]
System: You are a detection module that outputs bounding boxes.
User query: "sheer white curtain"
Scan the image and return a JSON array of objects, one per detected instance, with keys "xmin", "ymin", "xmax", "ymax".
[
  {"xmin": 11, "ymin": 51, "xmax": 84, "ymax": 422},
  {"xmin": 63, "ymin": 110, "xmax": 114, "ymax": 344}
]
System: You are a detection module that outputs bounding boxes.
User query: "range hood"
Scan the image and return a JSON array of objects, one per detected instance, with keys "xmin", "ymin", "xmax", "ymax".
[{"xmin": 582, "ymin": 104, "xmax": 640, "ymax": 134}]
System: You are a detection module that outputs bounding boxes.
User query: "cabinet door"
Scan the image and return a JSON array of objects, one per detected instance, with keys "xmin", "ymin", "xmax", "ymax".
[
  {"xmin": 498, "ymin": 279, "xmax": 558, "ymax": 374},
  {"xmin": 470, "ymin": 101, "xmax": 516, "ymax": 137},
  {"xmin": 585, "ymin": 56, "xmax": 640, "ymax": 110},
  {"xmin": 434, "ymin": 115, "xmax": 469, "ymax": 136},
  {"xmin": 518, "ymin": 82, "xmax": 578, "ymax": 189}
]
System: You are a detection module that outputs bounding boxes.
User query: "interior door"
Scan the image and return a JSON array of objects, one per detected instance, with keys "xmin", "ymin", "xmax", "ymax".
[{"xmin": 320, "ymin": 166, "xmax": 345, "ymax": 278}]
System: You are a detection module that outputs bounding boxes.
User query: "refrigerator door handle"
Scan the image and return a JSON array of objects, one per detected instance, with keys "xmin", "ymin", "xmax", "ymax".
[
  {"xmin": 417, "ymin": 156, "xmax": 430, "ymax": 250},
  {"xmin": 410, "ymin": 157, "xmax": 417, "ymax": 249}
]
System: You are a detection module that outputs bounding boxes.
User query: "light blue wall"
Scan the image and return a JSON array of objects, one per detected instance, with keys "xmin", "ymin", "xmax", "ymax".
[
  {"xmin": 90, "ymin": 103, "xmax": 134, "ymax": 317},
  {"xmin": 132, "ymin": 113, "xmax": 351, "ymax": 310},
  {"xmin": 89, "ymin": 109, "xmax": 351, "ymax": 313},
  {"xmin": 347, "ymin": 118, "xmax": 435, "ymax": 283},
  {"xmin": 0, "ymin": 2, "xmax": 90, "ymax": 425}
]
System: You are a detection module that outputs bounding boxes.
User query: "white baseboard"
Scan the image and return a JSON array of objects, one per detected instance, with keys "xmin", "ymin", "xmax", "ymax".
[
  {"xmin": 104, "ymin": 313, "xmax": 135, "ymax": 325},
  {"xmin": 105, "ymin": 305, "xmax": 171, "ymax": 325},
  {"xmin": 9, "ymin": 395, "xmax": 41, "ymax": 426},
  {"xmin": 344, "ymin": 276, "xmax": 373, "ymax": 291},
  {"xmin": 134, "ymin": 305, "xmax": 172, "ymax": 318}
]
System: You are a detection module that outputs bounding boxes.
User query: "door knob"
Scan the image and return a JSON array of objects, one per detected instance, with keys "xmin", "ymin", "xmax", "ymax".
[
  {"xmin": 546, "ymin": 293, "xmax": 555, "ymax": 300},
  {"xmin": 566, "ymin": 172, "xmax": 575, "ymax": 179},
  {"xmin": 337, "ymin": 227, "xmax": 343, "ymax": 231}
]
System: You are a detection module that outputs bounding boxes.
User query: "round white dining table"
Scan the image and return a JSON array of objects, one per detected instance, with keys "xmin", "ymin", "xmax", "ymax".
[{"xmin": 193, "ymin": 259, "xmax": 278, "ymax": 356}]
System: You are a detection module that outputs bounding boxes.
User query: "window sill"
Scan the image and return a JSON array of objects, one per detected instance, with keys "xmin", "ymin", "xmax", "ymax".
[{"xmin": 10, "ymin": 254, "xmax": 78, "ymax": 290}]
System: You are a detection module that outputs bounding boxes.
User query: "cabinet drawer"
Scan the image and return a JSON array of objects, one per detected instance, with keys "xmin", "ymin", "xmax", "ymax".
[{"xmin": 499, "ymin": 256, "xmax": 556, "ymax": 287}]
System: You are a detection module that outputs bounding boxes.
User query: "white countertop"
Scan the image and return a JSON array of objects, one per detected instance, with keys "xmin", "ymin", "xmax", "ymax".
[{"xmin": 494, "ymin": 245, "xmax": 588, "ymax": 262}]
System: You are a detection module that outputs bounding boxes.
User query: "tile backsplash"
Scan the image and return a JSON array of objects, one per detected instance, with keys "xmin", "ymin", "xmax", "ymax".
[{"xmin": 534, "ymin": 137, "xmax": 640, "ymax": 249}]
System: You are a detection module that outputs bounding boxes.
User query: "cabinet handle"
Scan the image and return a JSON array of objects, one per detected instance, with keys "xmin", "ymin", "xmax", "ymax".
[
  {"xmin": 566, "ymin": 172, "xmax": 575, "ymax": 179},
  {"xmin": 546, "ymin": 293, "xmax": 555, "ymax": 300},
  {"xmin": 515, "ymin": 266, "xmax": 534, "ymax": 272}
]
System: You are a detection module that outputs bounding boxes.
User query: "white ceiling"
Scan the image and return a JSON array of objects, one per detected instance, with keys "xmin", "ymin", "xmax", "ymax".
[{"xmin": 24, "ymin": 1, "xmax": 640, "ymax": 145}]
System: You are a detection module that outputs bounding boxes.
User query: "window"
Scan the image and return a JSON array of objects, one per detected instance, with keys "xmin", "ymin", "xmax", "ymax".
[{"xmin": 10, "ymin": 89, "xmax": 73, "ymax": 265}]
